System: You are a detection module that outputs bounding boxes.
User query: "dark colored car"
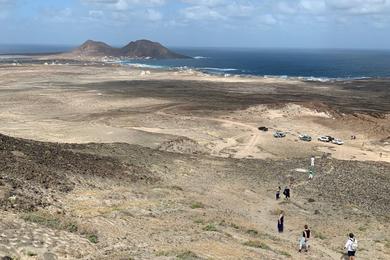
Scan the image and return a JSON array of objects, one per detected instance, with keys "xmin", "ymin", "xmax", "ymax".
[
  {"xmin": 299, "ymin": 134, "xmax": 312, "ymax": 142},
  {"xmin": 274, "ymin": 131, "xmax": 286, "ymax": 138}
]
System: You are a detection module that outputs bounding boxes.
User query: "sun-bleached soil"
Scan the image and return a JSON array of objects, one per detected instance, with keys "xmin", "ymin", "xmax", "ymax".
[{"xmin": 0, "ymin": 62, "xmax": 389, "ymax": 259}]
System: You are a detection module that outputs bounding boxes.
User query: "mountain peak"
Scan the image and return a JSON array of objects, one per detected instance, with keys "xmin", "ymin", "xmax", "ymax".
[
  {"xmin": 69, "ymin": 39, "xmax": 190, "ymax": 59},
  {"xmin": 121, "ymin": 40, "xmax": 188, "ymax": 59}
]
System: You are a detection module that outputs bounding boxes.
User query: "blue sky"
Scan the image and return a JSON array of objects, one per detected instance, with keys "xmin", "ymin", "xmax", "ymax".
[{"xmin": 0, "ymin": 0, "xmax": 389, "ymax": 49}]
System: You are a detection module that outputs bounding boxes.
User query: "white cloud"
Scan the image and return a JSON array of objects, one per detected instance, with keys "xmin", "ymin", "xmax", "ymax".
[
  {"xmin": 80, "ymin": 0, "xmax": 167, "ymax": 24},
  {"xmin": 180, "ymin": 0, "xmax": 225, "ymax": 7},
  {"xmin": 224, "ymin": 3, "xmax": 255, "ymax": 18},
  {"xmin": 300, "ymin": 0, "xmax": 327, "ymax": 13},
  {"xmin": 326, "ymin": 0, "xmax": 387, "ymax": 10},
  {"xmin": 296, "ymin": 0, "xmax": 390, "ymax": 15},
  {"xmin": 257, "ymin": 14, "xmax": 278, "ymax": 26},
  {"xmin": 89, "ymin": 10, "xmax": 104, "ymax": 18},
  {"xmin": 276, "ymin": 2, "xmax": 298, "ymax": 14},
  {"xmin": 146, "ymin": 9, "xmax": 162, "ymax": 21},
  {"xmin": 81, "ymin": 0, "xmax": 165, "ymax": 10},
  {"xmin": 40, "ymin": 7, "xmax": 73, "ymax": 23},
  {"xmin": 79, "ymin": 0, "xmax": 390, "ymax": 29},
  {"xmin": 181, "ymin": 5, "xmax": 225, "ymax": 21}
]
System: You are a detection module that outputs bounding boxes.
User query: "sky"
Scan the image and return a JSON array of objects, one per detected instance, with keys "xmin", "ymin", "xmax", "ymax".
[{"xmin": 0, "ymin": 0, "xmax": 389, "ymax": 49}]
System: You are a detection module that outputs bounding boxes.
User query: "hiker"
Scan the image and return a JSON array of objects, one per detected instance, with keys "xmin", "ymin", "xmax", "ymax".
[
  {"xmin": 276, "ymin": 186, "xmax": 281, "ymax": 200},
  {"xmin": 277, "ymin": 211, "xmax": 284, "ymax": 233},
  {"xmin": 283, "ymin": 186, "xmax": 290, "ymax": 200},
  {"xmin": 299, "ymin": 225, "xmax": 311, "ymax": 252},
  {"xmin": 308, "ymin": 170, "xmax": 313, "ymax": 180},
  {"xmin": 310, "ymin": 156, "xmax": 315, "ymax": 167},
  {"xmin": 345, "ymin": 233, "xmax": 358, "ymax": 260}
]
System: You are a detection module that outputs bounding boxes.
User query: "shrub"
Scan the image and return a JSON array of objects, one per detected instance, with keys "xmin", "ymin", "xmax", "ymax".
[
  {"xmin": 177, "ymin": 250, "xmax": 200, "ymax": 259},
  {"xmin": 22, "ymin": 213, "xmax": 61, "ymax": 229},
  {"xmin": 190, "ymin": 202, "xmax": 205, "ymax": 209},
  {"xmin": 87, "ymin": 234, "xmax": 98, "ymax": 244},
  {"xmin": 27, "ymin": 252, "xmax": 37, "ymax": 257},
  {"xmin": 275, "ymin": 249, "xmax": 291, "ymax": 257},
  {"xmin": 22, "ymin": 212, "xmax": 79, "ymax": 234},
  {"xmin": 246, "ymin": 229, "xmax": 259, "ymax": 236},
  {"xmin": 193, "ymin": 219, "xmax": 205, "ymax": 224},
  {"xmin": 67, "ymin": 223, "xmax": 78, "ymax": 233},
  {"xmin": 243, "ymin": 240, "xmax": 270, "ymax": 250},
  {"xmin": 203, "ymin": 224, "xmax": 217, "ymax": 232},
  {"xmin": 316, "ymin": 232, "xmax": 327, "ymax": 240}
]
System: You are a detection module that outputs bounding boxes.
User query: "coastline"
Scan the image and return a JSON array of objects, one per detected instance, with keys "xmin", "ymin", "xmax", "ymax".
[{"xmin": 1, "ymin": 53, "xmax": 389, "ymax": 83}]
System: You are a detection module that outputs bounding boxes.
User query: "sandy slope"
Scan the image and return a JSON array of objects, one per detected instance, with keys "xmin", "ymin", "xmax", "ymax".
[{"xmin": 0, "ymin": 134, "xmax": 389, "ymax": 259}]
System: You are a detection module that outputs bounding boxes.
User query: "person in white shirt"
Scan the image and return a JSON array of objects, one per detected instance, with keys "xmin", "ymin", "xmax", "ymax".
[
  {"xmin": 310, "ymin": 156, "xmax": 315, "ymax": 167},
  {"xmin": 345, "ymin": 233, "xmax": 357, "ymax": 260}
]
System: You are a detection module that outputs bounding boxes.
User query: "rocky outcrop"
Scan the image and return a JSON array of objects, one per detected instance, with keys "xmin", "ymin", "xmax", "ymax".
[{"xmin": 69, "ymin": 39, "xmax": 190, "ymax": 59}]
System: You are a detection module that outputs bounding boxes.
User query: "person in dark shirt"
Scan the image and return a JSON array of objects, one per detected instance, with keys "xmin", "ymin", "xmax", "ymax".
[
  {"xmin": 277, "ymin": 210, "xmax": 284, "ymax": 233},
  {"xmin": 276, "ymin": 186, "xmax": 281, "ymax": 200},
  {"xmin": 299, "ymin": 225, "xmax": 311, "ymax": 252},
  {"xmin": 283, "ymin": 186, "xmax": 290, "ymax": 200}
]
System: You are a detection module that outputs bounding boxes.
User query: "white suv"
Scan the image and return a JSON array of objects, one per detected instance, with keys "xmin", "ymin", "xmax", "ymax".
[
  {"xmin": 318, "ymin": 136, "xmax": 330, "ymax": 142},
  {"xmin": 332, "ymin": 139, "xmax": 344, "ymax": 145}
]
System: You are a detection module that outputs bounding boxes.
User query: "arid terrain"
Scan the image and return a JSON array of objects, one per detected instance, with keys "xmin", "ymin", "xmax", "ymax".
[{"xmin": 0, "ymin": 61, "xmax": 389, "ymax": 259}]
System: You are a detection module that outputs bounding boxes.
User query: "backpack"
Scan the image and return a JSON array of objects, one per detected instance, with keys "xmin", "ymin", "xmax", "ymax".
[{"xmin": 351, "ymin": 238, "xmax": 358, "ymax": 251}]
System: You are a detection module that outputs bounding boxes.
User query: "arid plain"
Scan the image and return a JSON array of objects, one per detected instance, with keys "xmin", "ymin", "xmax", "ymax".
[{"xmin": 0, "ymin": 62, "xmax": 389, "ymax": 259}]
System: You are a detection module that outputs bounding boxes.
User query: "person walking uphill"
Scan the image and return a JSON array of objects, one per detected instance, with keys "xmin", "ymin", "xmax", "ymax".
[
  {"xmin": 299, "ymin": 225, "xmax": 311, "ymax": 252},
  {"xmin": 277, "ymin": 211, "xmax": 284, "ymax": 233},
  {"xmin": 283, "ymin": 186, "xmax": 290, "ymax": 200},
  {"xmin": 276, "ymin": 186, "xmax": 281, "ymax": 200},
  {"xmin": 345, "ymin": 233, "xmax": 358, "ymax": 260}
]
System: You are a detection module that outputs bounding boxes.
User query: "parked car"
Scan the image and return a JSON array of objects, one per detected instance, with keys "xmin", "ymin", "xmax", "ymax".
[
  {"xmin": 326, "ymin": 136, "xmax": 335, "ymax": 142},
  {"xmin": 299, "ymin": 134, "xmax": 312, "ymax": 142},
  {"xmin": 332, "ymin": 138, "xmax": 344, "ymax": 145},
  {"xmin": 274, "ymin": 131, "xmax": 286, "ymax": 138},
  {"xmin": 258, "ymin": 126, "xmax": 269, "ymax": 132},
  {"xmin": 318, "ymin": 136, "xmax": 330, "ymax": 142}
]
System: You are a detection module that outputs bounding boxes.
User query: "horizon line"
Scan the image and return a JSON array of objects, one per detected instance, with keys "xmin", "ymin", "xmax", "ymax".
[{"xmin": 1, "ymin": 42, "xmax": 390, "ymax": 52}]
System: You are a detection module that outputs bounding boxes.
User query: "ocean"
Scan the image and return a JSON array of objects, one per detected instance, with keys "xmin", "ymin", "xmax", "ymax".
[
  {"xmin": 0, "ymin": 44, "xmax": 73, "ymax": 55},
  {"xmin": 1, "ymin": 44, "xmax": 390, "ymax": 81},
  {"xmin": 124, "ymin": 47, "xmax": 390, "ymax": 81}
]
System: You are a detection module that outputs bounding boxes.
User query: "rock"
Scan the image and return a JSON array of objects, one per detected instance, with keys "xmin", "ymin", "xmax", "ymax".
[
  {"xmin": 158, "ymin": 137, "xmax": 210, "ymax": 155},
  {"xmin": 40, "ymin": 252, "xmax": 58, "ymax": 260}
]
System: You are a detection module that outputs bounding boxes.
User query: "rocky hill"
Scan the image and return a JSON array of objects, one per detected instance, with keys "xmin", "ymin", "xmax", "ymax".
[
  {"xmin": 0, "ymin": 132, "xmax": 389, "ymax": 259},
  {"xmin": 120, "ymin": 40, "xmax": 189, "ymax": 59},
  {"xmin": 70, "ymin": 40, "xmax": 119, "ymax": 57},
  {"xmin": 68, "ymin": 39, "xmax": 190, "ymax": 59},
  {"xmin": 0, "ymin": 133, "xmax": 156, "ymax": 212}
]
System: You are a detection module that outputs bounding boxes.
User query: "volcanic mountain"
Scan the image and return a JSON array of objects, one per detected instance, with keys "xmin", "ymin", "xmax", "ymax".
[{"xmin": 68, "ymin": 39, "xmax": 190, "ymax": 59}]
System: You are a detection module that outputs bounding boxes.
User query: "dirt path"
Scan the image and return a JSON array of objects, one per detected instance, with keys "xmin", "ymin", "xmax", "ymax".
[
  {"xmin": 156, "ymin": 103, "xmax": 269, "ymax": 159},
  {"xmin": 209, "ymin": 182, "xmax": 343, "ymax": 259}
]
